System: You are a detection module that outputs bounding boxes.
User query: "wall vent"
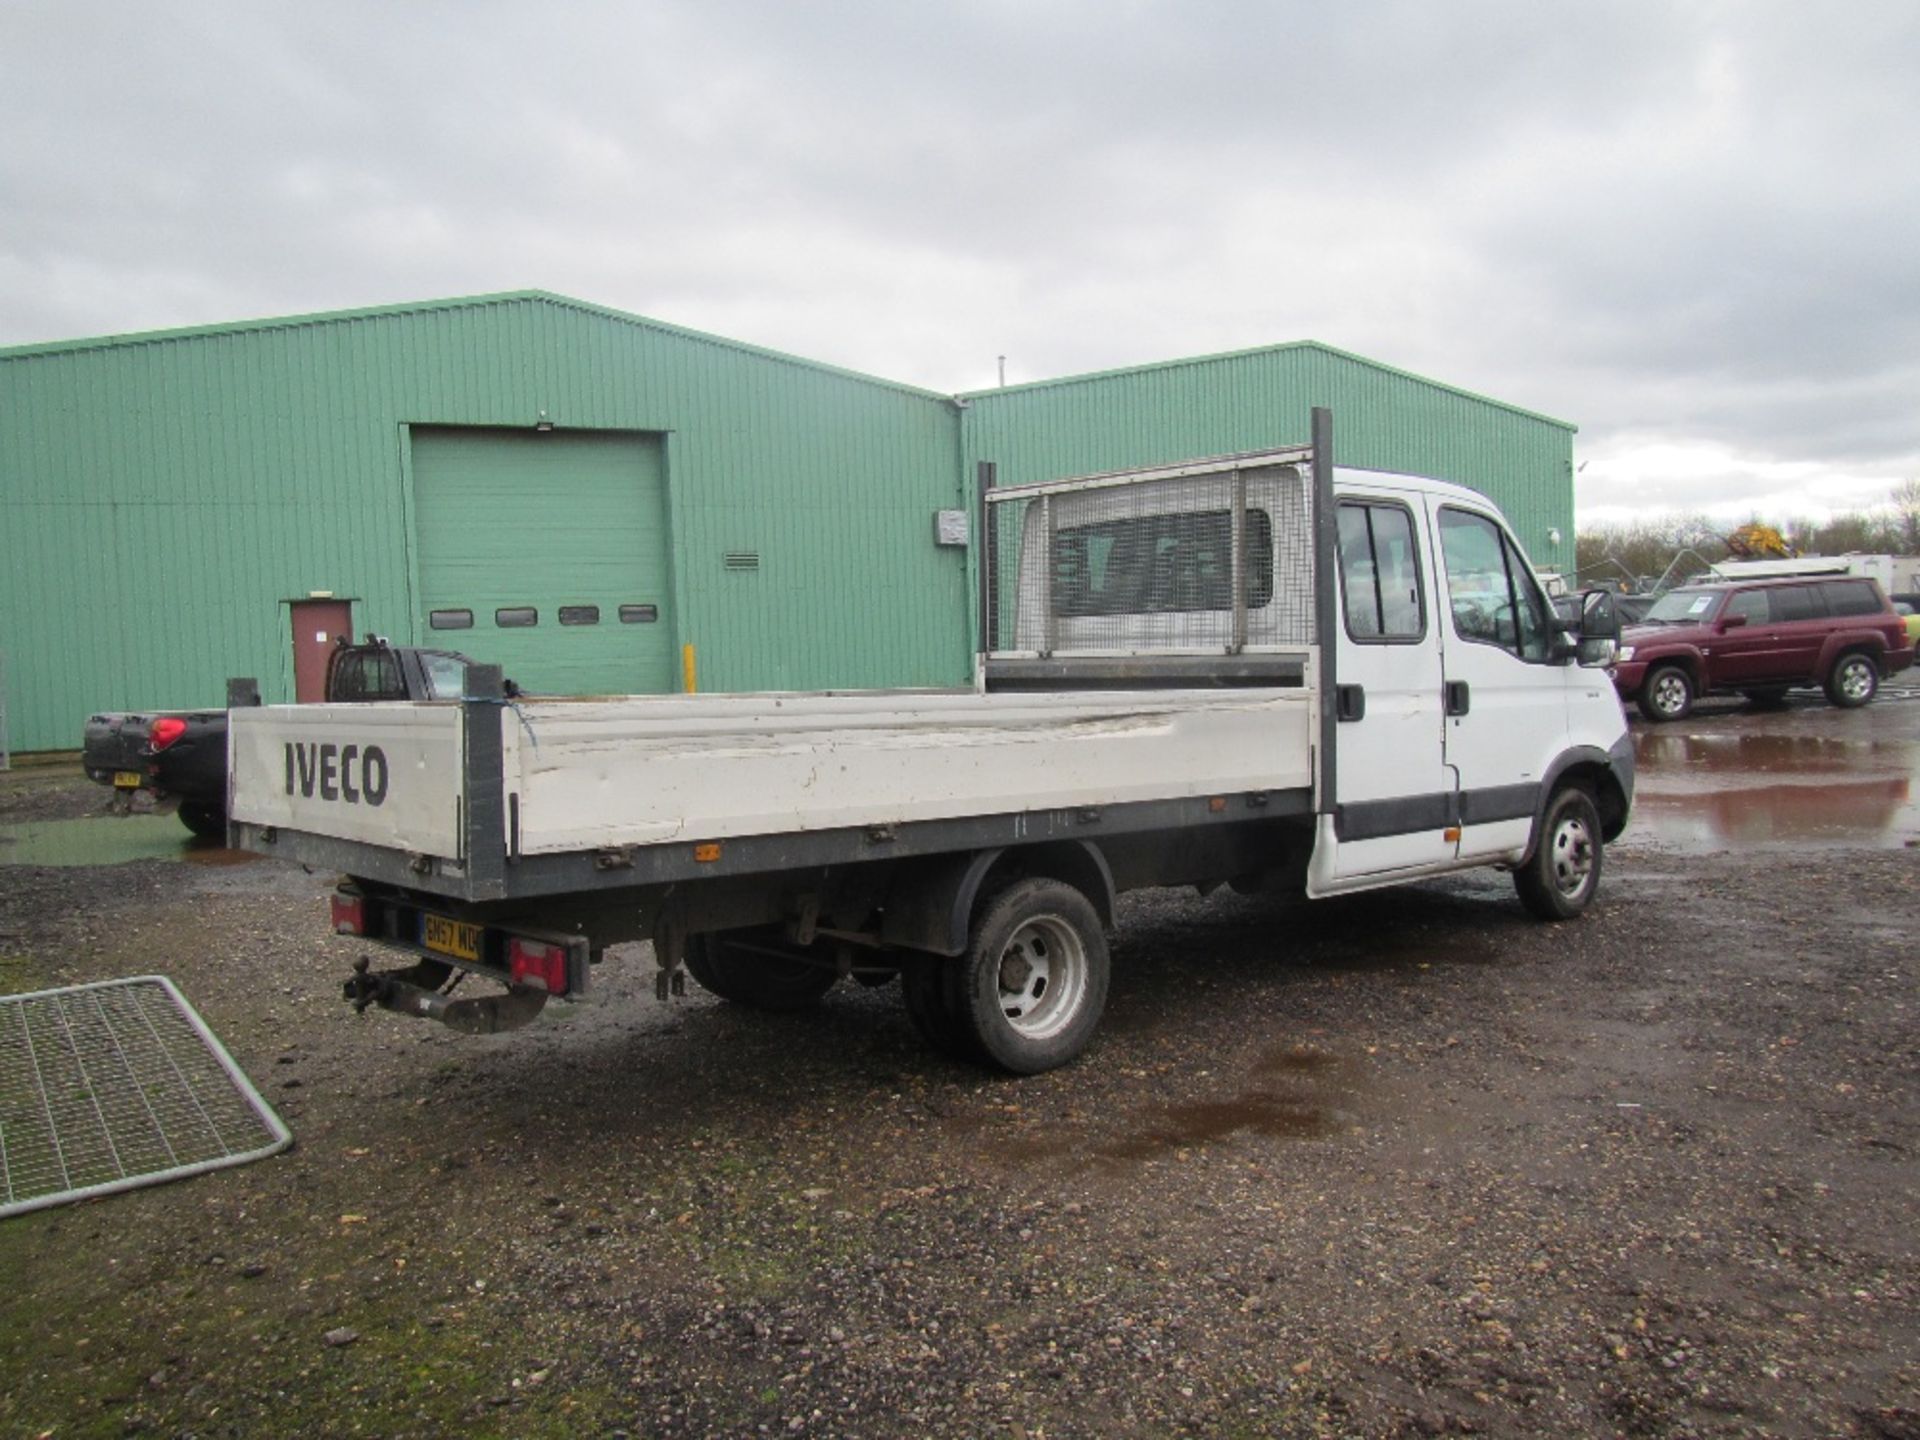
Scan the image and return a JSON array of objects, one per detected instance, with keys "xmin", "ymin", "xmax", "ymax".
[{"xmin": 723, "ymin": 551, "xmax": 761, "ymax": 571}]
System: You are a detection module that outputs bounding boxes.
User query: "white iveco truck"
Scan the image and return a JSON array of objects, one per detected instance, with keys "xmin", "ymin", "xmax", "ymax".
[{"xmin": 230, "ymin": 410, "xmax": 1631, "ymax": 1074}]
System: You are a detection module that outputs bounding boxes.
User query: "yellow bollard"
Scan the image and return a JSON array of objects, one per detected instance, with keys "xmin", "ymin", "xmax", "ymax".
[{"xmin": 682, "ymin": 643, "xmax": 697, "ymax": 694}]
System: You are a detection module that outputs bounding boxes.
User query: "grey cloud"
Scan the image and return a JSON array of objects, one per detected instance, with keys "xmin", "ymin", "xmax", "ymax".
[{"xmin": 3, "ymin": 0, "xmax": 1918, "ymax": 510}]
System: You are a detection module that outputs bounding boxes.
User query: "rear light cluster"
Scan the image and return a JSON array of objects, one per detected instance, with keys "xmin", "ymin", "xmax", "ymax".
[
  {"xmin": 148, "ymin": 717, "xmax": 188, "ymax": 750},
  {"xmin": 508, "ymin": 937, "xmax": 570, "ymax": 995},
  {"xmin": 331, "ymin": 888, "xmax": 574, "ymax": 997},
  {"xmin": 330, "ymin": 892, "xmax": 366, "ymax": 936}
]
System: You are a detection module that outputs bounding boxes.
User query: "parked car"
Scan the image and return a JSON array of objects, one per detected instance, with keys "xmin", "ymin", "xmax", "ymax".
[
  {"xmin": 1891, "ymin": 593, "xmax": 1920, "ymax": 647},
  {"xmin": 84, "ymin": 639, "xmax": 479, "ymax": 837},
  {"xmin": 1612, "ymin": 575, "xmax": 1914, "ymax": 721}
]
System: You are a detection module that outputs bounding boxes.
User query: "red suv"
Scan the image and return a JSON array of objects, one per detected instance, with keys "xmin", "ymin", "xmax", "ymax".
[{"xmin": 1612, "ymin": 576, "xmax": 1914, "ymax": 721}]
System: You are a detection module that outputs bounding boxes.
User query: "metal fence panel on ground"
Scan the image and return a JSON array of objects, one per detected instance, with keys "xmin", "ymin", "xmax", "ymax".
[{"xmin": 0, "ymin": 976, "xmax": 291, "ymax": 1219}]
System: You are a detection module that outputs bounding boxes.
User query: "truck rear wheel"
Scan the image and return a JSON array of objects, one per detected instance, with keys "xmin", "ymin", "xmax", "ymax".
[
  {"xmin": 176, "ymin": 801, "xmax": 227, "ymax": 840},
  {"xmin": 901, "ymin": 954, "xmax": 979, "ymax": 1061},
  {"xmin": 682, "ymin": 928, "xmax": 838, "ymax": 1011},
  {"xmin": 953, "ymin": 879, "xmax": 1109, "ymax": 1074},
  {"xmin": 1513, "ymin": 786, "xmax": 1603, "ymax": 921}
]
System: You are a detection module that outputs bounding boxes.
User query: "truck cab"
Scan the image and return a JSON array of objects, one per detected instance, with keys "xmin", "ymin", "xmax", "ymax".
[
  {"xmin": 989, "ymin": 457, "xmax": 1630, "ymax": 901},
  {"xmin": 1316, "ymin": 470, "xmax": 1629, "ymax": 897}
]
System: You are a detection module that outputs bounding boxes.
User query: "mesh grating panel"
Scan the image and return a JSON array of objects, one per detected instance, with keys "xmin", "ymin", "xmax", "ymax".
[
  {"xmin": 0, "ymin": 976, "xmax": 291, "ymax": 1219},
  {"xmin": 984, "ymin": 456, "xmax": 1315, "ymax": 657}
]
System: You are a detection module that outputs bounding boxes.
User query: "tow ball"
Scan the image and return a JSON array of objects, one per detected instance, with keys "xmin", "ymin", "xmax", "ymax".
[{"xmin": 344, "ymin": 957, "xmax": 549, "ymax": 1035}]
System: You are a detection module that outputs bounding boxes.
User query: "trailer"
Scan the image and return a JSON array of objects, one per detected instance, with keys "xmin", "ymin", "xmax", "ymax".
[{"xmin": 230, "ymin": 411, "xmax": 1632, "ymax": 1073}]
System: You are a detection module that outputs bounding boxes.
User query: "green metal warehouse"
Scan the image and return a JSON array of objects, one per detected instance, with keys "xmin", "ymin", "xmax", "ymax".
[{"xmin": 0, "ymin": 291, "xmax": 1575, "ymax": 754}]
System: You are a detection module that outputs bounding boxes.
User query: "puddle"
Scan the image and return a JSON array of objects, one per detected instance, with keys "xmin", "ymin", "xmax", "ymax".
[
  {"xmin": 1251, "ymin": 1047, "xmax": 1339, "ymax": 1078},
  {"xmin": 1634, "ymin": 729, "xmax": 1915, "ymax": 776},
  {"xmin": 0, "ymin": 816, "xmax": 259, "ymax": 868},
  {"xmin": 1096, "ymin": 1092, "xmax": 1337, "ymax": 1160},
  {"xmin": 1000, "ymin": 1046, "xmax": 1352, "ymax": 1170},
  {"xmin": 1630, "ymin": 719, "xmax": 1920, "ymax": 851}
]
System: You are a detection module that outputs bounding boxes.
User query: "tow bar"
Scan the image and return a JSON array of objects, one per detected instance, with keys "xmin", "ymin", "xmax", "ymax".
[{"xmin": 344, "ymin": 957, "xmax": 549, "ymax": 1035}]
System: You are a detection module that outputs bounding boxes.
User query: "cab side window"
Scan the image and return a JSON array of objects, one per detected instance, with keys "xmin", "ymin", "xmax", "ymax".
[
  {"xmin": 420, "ymin": 653, "xmax": 470, "ymax": 700},
  {"xmin": 1725, "ymin": 591, "xmax": 1769, "ymax": 623},
  {"xmin": 1437, "ymin": 507, "xmax": 1552, "ymax": 661},
  {"xmin": 1337, "ymin": 501, "xmax": 1424, "ymax": 641}
]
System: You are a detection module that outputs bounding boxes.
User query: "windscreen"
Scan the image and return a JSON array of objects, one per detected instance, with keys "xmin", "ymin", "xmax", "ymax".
[{"xmin": 1640, "ymin": 588, "xmax": 1722, "ymax": 624}]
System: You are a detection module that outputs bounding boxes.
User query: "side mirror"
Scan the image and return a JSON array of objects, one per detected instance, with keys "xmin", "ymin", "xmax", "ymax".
[
  {"xmin": 1718, "ymin": 612, "xmax": 1748, "ymax": 630},
  {"xmin": 1568, "ymin": 590, "xmax": 1621, "ymax": 669},
  {"xmin": 1578, "ymin": 589, "xmax": 1621, "ymax": 641}
]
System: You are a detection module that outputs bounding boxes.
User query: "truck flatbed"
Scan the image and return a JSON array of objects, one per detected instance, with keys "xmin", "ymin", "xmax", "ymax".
[{"xmin": 232, "ymin": 684, "xmax": 1316, "ymax": 895}]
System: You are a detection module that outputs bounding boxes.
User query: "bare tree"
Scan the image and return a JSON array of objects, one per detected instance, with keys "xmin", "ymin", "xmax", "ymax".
[
  {"xmin": 1891, "ymin": 478, "xmax": 1920, "ymax": 554},
  {"xmin": 1581, "ymin": 490, "xmax": 1920, "ymax": 590}
]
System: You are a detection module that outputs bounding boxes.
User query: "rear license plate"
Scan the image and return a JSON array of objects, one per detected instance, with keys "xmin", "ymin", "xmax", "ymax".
[
  {"xmin": 420, "ymin": 913, "xmax": 483, "ymax": 962},
  {"xmin": 112, "ymin": 771, "xmax": 143, "ymax": 789}
]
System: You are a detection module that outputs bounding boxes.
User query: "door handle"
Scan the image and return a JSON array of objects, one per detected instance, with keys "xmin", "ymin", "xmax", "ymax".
[
  {"xmin": 1336, "ymin": 684, "xmax": 1366, "ymax": 722},
  {"xmin": 1445, "ymin": 680, "xmax": 1470, "ymax": 716}
]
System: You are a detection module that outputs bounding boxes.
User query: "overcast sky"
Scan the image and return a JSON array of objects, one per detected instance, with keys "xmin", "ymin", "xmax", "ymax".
[{"xmin": 4, "ymin": 0, "xmax": 1916, "ymax": 524}]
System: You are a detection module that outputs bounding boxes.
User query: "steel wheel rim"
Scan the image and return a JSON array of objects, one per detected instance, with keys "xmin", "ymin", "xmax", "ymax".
[
  {"xmin": 1651, "ymin": 672, "xmax": 1688, "ymax": 715},
  {"xmin": 1840, "ymin": 660, "xmax": 1873, "ymax": 701},
  {"xmin": 1549, "ymin": 812, "xmax": 1595, "ymax": 897},
  {"xmin": 995, "ymin": 914, "xmax": 1088, "ymax": 1041}
]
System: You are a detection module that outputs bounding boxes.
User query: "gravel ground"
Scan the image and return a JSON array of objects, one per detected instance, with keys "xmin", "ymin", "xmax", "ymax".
[{"xmin": 1, "ymin": 715, "xmax": 1916, "ymax": 1439}]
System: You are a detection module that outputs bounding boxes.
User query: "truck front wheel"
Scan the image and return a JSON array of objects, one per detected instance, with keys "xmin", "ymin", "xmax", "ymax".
[
  {"xmin": 1513, "ymin": 786, "xmax": 1603, "ymax": 921},
  {"xmin": 954, "ymin": 879, "xmax": 1110, "ymax": 1074},
  {"xmin": 683, "ymin": 928, "xmax": 838, "ymax": 1011}
]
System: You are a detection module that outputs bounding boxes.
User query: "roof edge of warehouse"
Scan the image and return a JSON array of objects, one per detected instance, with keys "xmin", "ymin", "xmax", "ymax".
[
  {"xmin": 0, "ymin": 289, "xmax": 954, "ymax": 403},
  {"xmin": 958, "ymin": 340, "xmax": 1577, "ymax": 433}
]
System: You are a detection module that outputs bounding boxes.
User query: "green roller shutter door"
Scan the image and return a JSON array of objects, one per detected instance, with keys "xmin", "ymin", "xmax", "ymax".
[{"xmin": 411, "ymin": 428, "xmax": 674, "ymax": 695}]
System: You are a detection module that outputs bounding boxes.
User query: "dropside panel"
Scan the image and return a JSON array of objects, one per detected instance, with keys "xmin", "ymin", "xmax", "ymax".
[
  {"xmin": 229, "ymin": 704, "xmax": 466, "ymax": 859},
  {"xmin": 500, "ymin": 689, "xmax": 1315, "ymax": 856}
]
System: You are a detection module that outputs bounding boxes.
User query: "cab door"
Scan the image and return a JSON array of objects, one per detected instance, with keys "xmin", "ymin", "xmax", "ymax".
[
  {"xmin": 1709, "ymin": 588, "xmax": 1778, "ymax": 683},
  {"xmin": 1429, "ymin": 503, "xmax": 1571, "ymax": 862},
  {"xmin": 1766, "ymin": 583, "xmax": 1831, "ymax": 678},
  {"xmin": 1308, "ymin": 491, "xmax": 1455, "ymax": 892}
]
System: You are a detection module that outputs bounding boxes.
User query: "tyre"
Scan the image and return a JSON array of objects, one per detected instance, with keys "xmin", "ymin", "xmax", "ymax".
[
  {"xmin": 1742, "ymin": 687, "xmax": 1791, "ymax": 708},
  {"xmin": 1514, "ymin": 786, "xmax": 1603, "ymax": 921},
  {"xmin": 1825, "ymin": 651, "xmax": 1879, "ymax": 709},
  {"xmin": 901, "ymin": 953, "xmax": 980, "ymax": 1062},
  {"xmin": 953, "ymin": 879, "xmax": 1109, "ymax": 1075},
  {"xmin": 1635, "ymin": 664, "xmax": 1694, "ymax": 722},
  {"xmin": 682, "ymin": 927, "xmax": 838, "ymax": 1011},
  {"xmin": 176, "ymin": 800, "xmax": 227, "ymax": 840}
]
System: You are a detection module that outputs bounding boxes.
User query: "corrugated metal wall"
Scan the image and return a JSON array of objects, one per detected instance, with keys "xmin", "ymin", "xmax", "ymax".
[
  {"xmin": 959, "ymin": 343, "xmax": 1577, "ymax": 603},
  {"xmin": 0, "ymin": 295, "xmax": 969, "ymax": 751},
  {"xmin": 0, "ymin": 298, "xmax": 1574, "ymax": 755}
]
